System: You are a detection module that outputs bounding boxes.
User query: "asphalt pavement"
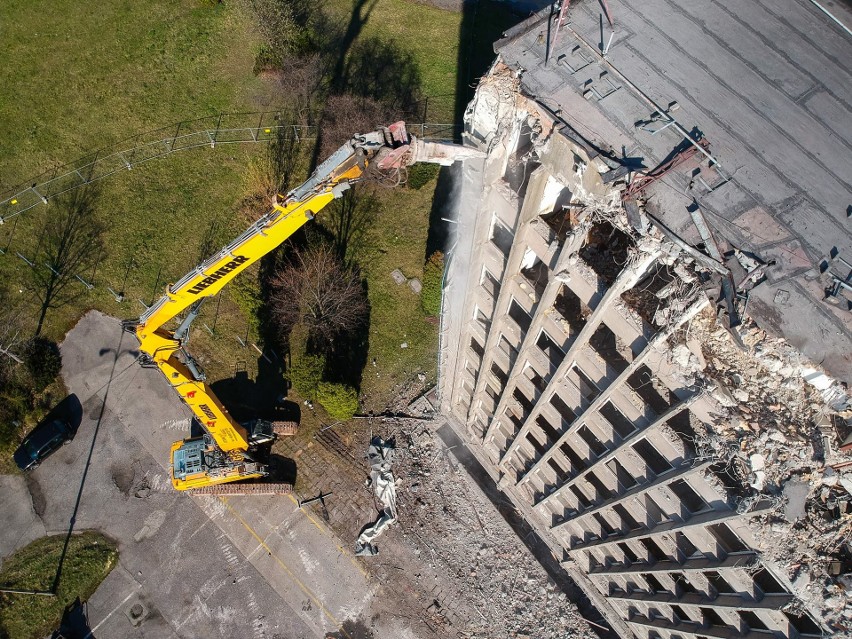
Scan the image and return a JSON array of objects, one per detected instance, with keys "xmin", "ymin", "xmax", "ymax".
[{"xmin": 0, "ymin": 311, "xmax": 375, "ymax": 638}]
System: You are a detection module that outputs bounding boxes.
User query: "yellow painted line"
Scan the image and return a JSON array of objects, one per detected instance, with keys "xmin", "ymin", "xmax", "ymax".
[
  {"xmin": 287, "ymin": 493, "xmax": 369, "ymax": 579},
  {"xmin": 219, "ymin": 497, "xmax": 352, "ymax": 639}
]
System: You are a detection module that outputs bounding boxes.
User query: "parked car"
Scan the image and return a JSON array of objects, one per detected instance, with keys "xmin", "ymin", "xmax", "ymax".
[{"xmin": 13, "ymin": 419, "xmax": 73, "ymax": 471}]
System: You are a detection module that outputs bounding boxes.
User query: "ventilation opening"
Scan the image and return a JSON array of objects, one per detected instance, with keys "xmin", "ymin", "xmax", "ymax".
[
  {"xmin": 560, "ymin": 441, "xmax": 588, "ymax": 472},
  {"xmin": 600, "ymin": 401, "xmax": 637, "ymax": 439},
  {"xmin": 491, "ymin": 218, "xmax": 514, "ymax": 258},
  {"xmin": 579, "ymin": 221, "xmax": 634, "ymax": 286},
  {"xmin": 633, "ymin": 438, "xmax": 674, "ymax": 475},
  {"xmin": 667, "ymin": 408, "xmax": 701, "ymax": 458},
  {"xmin": 508, "ymin": 299, "xmax": 533, "ymax": 334},
  {"xmin": 470, "ymin": 337, "xmax": 485, "ymax": 360},
  {"xmin": 553, "ymin": 284, "xmax": 588, "ymax": 335},
  {"xmin": 520, "ymin": 249, "xmax": 549, "ymax": 299},
  {"xmin": 627, "ymin": 365, "xmax": 675, "ymax": 415},
  {"xmin": 589, "ymin": 321, "xmax": 631, "ymax": 375},
  {"xmin": 619, "ymin": 542, "xmax": 639, "ymax": 563},
  {"xmin": 784, "ymin": 612, "xmax": 822, "ymax": 636},
  {"xmin": 622, "ymin": 263, "xmax": 679, "ymax": 326},
  {"xmin": 550, "ymin": 393, "xmax": 578, "ymax": 426}
]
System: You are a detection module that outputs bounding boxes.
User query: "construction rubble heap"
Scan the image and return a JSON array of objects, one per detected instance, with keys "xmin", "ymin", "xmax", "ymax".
[{"xmin": 435, "ymin": 2, "xmax": 852, "ymax": 637}]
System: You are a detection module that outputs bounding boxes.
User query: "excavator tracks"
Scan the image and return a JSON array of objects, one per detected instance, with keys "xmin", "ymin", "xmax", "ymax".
[{"xmin": 188, "ymin": 482, "xmax": 293, "ymax": 496}]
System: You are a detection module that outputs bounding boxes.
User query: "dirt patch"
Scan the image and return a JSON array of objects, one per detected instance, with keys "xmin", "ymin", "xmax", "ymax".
[
  {"xmin": 111, "ymin": 464, "xmax": 135, "ymax": 495},
  {"xmin": 25, "ymin": 475, "xmax": 46, "ymax": 518}
]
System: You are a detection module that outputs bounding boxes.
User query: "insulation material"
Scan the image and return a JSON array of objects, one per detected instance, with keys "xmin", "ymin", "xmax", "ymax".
[{"xmin": 355, "ymin": 436, "xmax": 398, "ymax": 556}]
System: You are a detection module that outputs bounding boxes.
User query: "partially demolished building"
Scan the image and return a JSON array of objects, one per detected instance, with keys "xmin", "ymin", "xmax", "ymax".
[{"xmin": 438, "ymin": 1, "xmax": 852, "ymax": 637}]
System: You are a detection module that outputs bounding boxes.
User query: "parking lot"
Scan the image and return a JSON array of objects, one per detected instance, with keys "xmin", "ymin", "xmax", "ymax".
[{"xmin": 0, "ymin": 311, "xmax": 377, "ymax": 638}]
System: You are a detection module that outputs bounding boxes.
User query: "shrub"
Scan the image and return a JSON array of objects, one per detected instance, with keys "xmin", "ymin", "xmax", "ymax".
[
  {"xmin": 316, "ymin": 382, "xmax": 358, "ymax": 420},
  {"xmin": 421, "ymin": 251, "xmax": 444, "ymax": 316},
  {"xmin": 23, "ymin": 337, "xmax": 62, "ymax": 393},
  {"xmin": 407, "ymin": 162, "xmax": 439, "ymax": 190},
  {"xmin": 287, "ymin": 354, "xmax": 325, "ymax": 399}
]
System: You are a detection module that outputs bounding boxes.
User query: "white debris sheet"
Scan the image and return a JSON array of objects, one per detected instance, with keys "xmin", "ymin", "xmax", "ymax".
[{"xmin": 355, "ymin": 436, "xmax": 398, "ymax": 556}]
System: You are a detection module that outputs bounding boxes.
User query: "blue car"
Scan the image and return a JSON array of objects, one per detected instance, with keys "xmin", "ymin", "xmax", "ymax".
[{"xmin": 13, "ymin": 419, "xmax": 73, "ymax": 471}]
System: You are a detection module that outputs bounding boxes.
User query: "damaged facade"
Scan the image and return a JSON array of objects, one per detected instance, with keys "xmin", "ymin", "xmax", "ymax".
[{"xmin": 438, "ymin": 3, "xmax": 852, "ymax": 638}]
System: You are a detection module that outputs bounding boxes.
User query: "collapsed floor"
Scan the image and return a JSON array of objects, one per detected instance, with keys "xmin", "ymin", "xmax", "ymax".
[{"xmin": 435, "ymin": 48, "xmax": 852, "ymax": 638}]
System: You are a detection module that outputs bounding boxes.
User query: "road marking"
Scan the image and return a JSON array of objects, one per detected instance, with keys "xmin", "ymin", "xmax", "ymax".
[
  {"xmin": 287, "ymin": 493, "xmax": 369, "ymax": 579},
  {"xmin": 219, "ymin": 497, "xmax": 353, "ymax": 639},
  {"xmin": 86, "ymin": 588, "xmax": 139, "ymax": 637}
]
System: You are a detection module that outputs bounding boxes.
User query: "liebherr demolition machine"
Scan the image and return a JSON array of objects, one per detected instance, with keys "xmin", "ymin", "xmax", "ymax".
[{"xmin": 125, "ymin": 122, "xmax": 479, "ymax": 495}]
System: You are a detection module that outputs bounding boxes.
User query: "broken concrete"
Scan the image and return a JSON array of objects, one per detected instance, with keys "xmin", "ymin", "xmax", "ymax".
[{"xmin": 438, "ymin": 6, "xmax": 852, "ymax": 635}]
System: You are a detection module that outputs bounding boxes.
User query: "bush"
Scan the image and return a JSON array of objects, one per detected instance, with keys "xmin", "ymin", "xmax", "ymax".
[
  {"xmin": 23, "ymin": 337, "xmax": 61, "ymax": 393},
  {"xmin": 421, "ymin": 251, "xmax": 444, "ymax": 316},
  {"xmin": 316, "ymin": 382, "xmax": 358, "ymax": 420},
  {"xmin": 287, "ymin": 354, "xmax": 325, "ymax": 399},
  {"xmin": 407, "ymin": 162, "xmax": 439, "ymax": 190}
]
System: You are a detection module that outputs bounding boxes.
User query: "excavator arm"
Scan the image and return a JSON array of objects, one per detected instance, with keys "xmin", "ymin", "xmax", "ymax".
[{"xmin": 127, "ymin": 122, "xmax": 478, "ymax": 491}]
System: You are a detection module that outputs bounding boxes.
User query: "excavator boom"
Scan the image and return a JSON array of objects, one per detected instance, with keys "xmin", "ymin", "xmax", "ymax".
[{"xmin": 127, "ymin": 122, "xmax": 478, "ymax": 491}]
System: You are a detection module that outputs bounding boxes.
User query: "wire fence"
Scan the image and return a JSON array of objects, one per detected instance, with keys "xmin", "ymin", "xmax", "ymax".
[
  {"xmin": 0, "ymin": 110, "xmax": 460, "ymax": 222},
  {"xmin": 0, "ymin": 109, "xmax": 460, "ymax": 361}
]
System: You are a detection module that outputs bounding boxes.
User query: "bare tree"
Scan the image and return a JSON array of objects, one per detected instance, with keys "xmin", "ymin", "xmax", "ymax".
[
  {"xmin": 28, "ymin": 186, "xmax": 105, "ymax": 335},
  {"xmin": 269, "ymin": 243, "xmax": 368, "ymax": 345}
]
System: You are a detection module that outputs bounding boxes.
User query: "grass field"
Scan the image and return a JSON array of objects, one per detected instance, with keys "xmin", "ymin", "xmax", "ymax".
[
  {"xmin": 0, "ymin": 532, "xmax": 118, "ymax": 639},
  {"xmin": 0, "ymin": 0, "xmax": 483, "ymax": 428}
]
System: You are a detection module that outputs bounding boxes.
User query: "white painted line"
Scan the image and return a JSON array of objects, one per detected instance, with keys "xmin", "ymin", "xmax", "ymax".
[
  {"xmin": 808, "ymin": 0, "xmax": 852, "ymax": 37},
  {"xmin": 85, "ymin": 588, "xmax": 139, "ymax": 637}
]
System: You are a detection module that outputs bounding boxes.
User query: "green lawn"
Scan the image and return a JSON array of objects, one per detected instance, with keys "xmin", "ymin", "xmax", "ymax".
[
  {"xmin": 0, "ymin": 0, "xmax": 510, "ymax": 424},
  {"xmin": 0, "ymin": 532, "xmax": 118, "ymax": 639}
]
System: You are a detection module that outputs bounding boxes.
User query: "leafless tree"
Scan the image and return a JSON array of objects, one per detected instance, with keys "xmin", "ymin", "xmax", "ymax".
[
  {"xmin": 27, "ymin": 186, "xmax": 105, "ymax": 335},
  {"xmin": 269, "ymin": 243, "xmax": 368, "ymax": 345}
]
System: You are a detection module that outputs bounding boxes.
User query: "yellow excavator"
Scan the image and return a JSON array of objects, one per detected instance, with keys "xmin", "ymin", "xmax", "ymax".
[{"xmin": 125, "ymin": 122, "xmax": 477, "ymax": 494}]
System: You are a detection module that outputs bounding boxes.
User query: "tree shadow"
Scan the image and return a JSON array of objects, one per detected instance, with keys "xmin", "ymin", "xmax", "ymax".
[
  {"xmin": 454, "ymin": 0, "xmax": 521, "ymax": 128},
  {"xmin": 28, "ymin": 185, "xmax": 106, "ymax": 335},
  {"xmin": 325, "ymin": 618, "xmax": 375, "ymax": 639},
  {"xmin": 209, "ymin": 354, "xmax": 290, "ymax": 424},
  {"xmin": 312, "ymin": 276, "xmax": 371, "ymax": 392},
  {"xmin": 329, "ymin": 0, "xmax": 381, "ymax": 95},
  {"xmin": 51, "ymin": 597, "xmax": 94, "ymax": 639},
  {"xmin": 325, "ymin": 187, "xmax": 379, "ymax": 269}
]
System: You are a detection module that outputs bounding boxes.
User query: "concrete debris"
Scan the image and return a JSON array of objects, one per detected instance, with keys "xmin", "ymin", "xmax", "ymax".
[
  {"xmin": 355, "ymin": 437, "xmax": 398, "ymax": 557},
  {"xmin": 673, "ymin": 310, "xmax": 852, "ymax": 632},
  {"xmin": 396, "ymin": 426, "xmax": 591, "ymax": 639},
  {"xmin": 391, "ymin": 269, "xmax": 407, "ymax": 285}
]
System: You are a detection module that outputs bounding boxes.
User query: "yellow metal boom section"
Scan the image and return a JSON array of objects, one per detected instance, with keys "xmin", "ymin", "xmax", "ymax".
[{"xmin": 132, "ymin": 143, "xmax": 368, "ymax": 457}]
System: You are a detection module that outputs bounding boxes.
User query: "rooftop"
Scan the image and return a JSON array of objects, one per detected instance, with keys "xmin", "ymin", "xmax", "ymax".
[{"xmin": 494, "ymin": 0, "xmax": 852, "ymax": 381}]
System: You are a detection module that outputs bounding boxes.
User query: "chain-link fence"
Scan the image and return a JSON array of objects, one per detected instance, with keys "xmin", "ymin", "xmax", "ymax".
[{"xmin": 0, "ymin": 110, "xmax": 460, "ymax": 222}]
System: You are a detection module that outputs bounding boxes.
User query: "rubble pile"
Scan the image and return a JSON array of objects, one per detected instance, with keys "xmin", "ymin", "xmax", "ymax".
[
  {"xmin": 672, "ymin": 310, "xmax": 852, "ymax": 632},
  {"xmin": 394, "ymin": 426, "xmax": 593, "ymax": 639}
]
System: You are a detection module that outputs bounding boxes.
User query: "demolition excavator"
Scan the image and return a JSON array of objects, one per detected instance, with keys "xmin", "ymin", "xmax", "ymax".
[{"xmin": 125, "ymin": 122, "xmax": 478, "ymax": 494}]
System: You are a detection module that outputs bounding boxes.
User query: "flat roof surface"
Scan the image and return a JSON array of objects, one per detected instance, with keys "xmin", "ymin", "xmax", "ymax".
[{"xmin": 496, "ymin": 0, "xmax": 852, "ymax": 380}]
